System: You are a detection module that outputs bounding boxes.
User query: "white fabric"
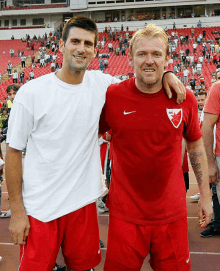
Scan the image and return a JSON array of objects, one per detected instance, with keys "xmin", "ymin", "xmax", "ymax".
[
  {"xmin": 183, "ymin": 69, "xmax": 189, "ymax": 76},
  {"xmin": 0, "ymin": 158, "xmax": 4, "ymax": 170},
  {"xmin": 199, "ymin": 56, "xmax": 203, "ymax": 63},
  {"xmin": 7, "ymin": 71, "xmax": 120, "ymax": 222},
  {"xmin": 12, "ymin": 72, "xmax": 19, "ymax": 79},
  {"xmin": 193, "ymin": 43, "xmax": 197, "ymax": 49}
]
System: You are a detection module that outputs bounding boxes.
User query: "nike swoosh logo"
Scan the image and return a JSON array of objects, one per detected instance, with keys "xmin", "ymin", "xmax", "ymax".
[
  {"xmin": 186, "ymin": 258, "xmax": 190, "ymax": 264},
  {"xmin": 123, "ymin": 111, "xmax": 136, "ymax": 115}
]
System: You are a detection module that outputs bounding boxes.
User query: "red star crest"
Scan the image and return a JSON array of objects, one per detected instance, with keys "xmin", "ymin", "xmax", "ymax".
[{"xmin": 166, "ymin": 109, "xmax": 183, "ymax": 128}]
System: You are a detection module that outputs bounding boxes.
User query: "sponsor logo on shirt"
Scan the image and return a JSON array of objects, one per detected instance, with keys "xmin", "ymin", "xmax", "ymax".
[
  {"xmin": 123, "ymin": 110, "xmax": 136, "ymax": 115},
  {"xmin": 166, "ymin": 109, "xmax": 183, "ymax": 128}
]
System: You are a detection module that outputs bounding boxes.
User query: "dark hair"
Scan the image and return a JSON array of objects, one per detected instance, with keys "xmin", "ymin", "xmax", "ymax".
[
  {"xmin": 197, "ymin": 91, "xmax": 207, "ymax": 97},
  {"xmin": 62, "ymin": 16, "xmax": 98, "ymax": 47},
  {"xmin": 6, "ymin": 84, "xmax": 20, "ymax": 94},
  {"xmin": 1, "ymin": 107, "xmax": 8, "ymax": 114}
]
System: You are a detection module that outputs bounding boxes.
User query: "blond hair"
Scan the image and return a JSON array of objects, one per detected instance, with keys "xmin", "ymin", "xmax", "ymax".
[{"xmin": 129, "ymin": 24, "xmax": 169, "ymax": 57}]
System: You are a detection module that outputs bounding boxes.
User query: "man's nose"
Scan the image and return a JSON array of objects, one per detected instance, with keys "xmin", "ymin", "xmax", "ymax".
[
  {"xmin": 77, "ymin": 42, "xmax": 86, "ymax": 53},
  {"xmin": 145, "ymin": 54, "xmax": 154, "ymax": 64}
]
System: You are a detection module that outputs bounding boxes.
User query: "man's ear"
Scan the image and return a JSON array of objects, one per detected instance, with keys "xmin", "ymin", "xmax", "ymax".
[
  {"xmin": 128, "ymin": 52, "xmax": 134, "ymax": 68},
  {"xmin": 59, "ymin": 39, "xmax": 65, "ymax": 54},
  {"xmin": 164, "ymin": 54, "xmax": 170, "ymax": 68},
  {"xmin": 93, "ymin": 46, "xmax": 97, "ymax": 58}
]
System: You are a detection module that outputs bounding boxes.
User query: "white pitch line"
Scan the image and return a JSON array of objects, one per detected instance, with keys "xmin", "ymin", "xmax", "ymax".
[
  {"xmin": 99, "ymin": 214, "xmax": 198, "ymax": 219},
  {"xmin": 0, "ymin": 244, "xmax": 219, "ymax": 256},
  {"xmin": 190, "ymin": 252, "xmax": 220, "ymax": 255},
  {"xmin": 99, "ymin": 248, "xmax": 220, "ymax": 255}
]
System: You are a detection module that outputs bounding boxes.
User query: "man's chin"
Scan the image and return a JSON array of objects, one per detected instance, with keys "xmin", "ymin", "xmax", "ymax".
[
  {"xmin": 71, "ymin": 64, "xmax": 87, "ymax": 72},
  {"xmin": 142, "ymin": 78, "xmax": 158, "ymax": 86}
]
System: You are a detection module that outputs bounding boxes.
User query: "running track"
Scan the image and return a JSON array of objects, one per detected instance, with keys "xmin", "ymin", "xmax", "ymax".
[{"xmin": 0, "ymin": 143, "xmax": 219, "ymax": 270}]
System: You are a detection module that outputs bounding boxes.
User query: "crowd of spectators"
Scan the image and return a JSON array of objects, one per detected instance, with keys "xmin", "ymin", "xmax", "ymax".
[
  {"xmin": 4, "ymin": 31, "xmax": 60, "ymax": 84},
  {"xmin": 166, "ymin": 25, "xmax": 220, "ymax": 94}
]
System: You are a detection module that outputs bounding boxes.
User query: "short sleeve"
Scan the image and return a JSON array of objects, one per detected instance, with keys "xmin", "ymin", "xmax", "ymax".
[
  {"xmin": 183, "ymin": 91, "xmax": 202, "ymax": 142},
  {"xmin": 6, "ymin": 101, "xmax": 34, "ymax": 150},
  {"xmin": 204, "ymin": 83, "xmax": 220, "ymax": 115}
]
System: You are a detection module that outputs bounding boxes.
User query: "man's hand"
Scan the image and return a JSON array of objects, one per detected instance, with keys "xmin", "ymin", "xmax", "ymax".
[
  {"xmin": 9, "ymin": 209, "xmax": 30, "ymax": 245},
  {"xmin": 198, "ymin": 198, "xmax": 213, "ymax": 228},
  {"xmin": 163, "ymin": 72, "xmax": 186, "ymax": 104},
  {"xmin": 209, "ymin": 161, "xmax": 219, "ymax": 185}
]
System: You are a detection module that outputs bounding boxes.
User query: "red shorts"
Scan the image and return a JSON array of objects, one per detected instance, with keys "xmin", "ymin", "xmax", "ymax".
[
  {"xmin": 104, "ymin": 215, "xmax": 190, "ymax": 271},
  {"xmin": 19, "ymin": 202, "xmax": 101, "ymax": 271}
]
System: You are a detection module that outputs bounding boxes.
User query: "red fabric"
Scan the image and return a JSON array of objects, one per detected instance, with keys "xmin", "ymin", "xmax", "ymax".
[
  {"xmin": 100, "ymin": 141, "xmax": 108, "ymax": 170},
  {"xmin": 182, "ymin": 149, "xmax": 189, "ymax": 173},
  {"xmin": 99, "ymin": 78, "xmax": 202, "ymax": 225},
  {"xmin": 104, "ymin": 215, "xmax": 190, "ymax": 271},
  {"xmin": 204, "ymin": 82, "xmax": 220, "ymax": 155},
  {"xmin": 128, "ymin": 72, "xmax": 134, "ymax": 78},
  {"xmin": 199, "ymin": 76, "xmax": 205, "ymax": 83},
  {"xmin": 19, "ymin": 203, "xmax": 101, "ymax": 271}
]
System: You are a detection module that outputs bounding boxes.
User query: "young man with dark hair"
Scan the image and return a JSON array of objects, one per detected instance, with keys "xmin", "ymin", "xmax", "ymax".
[
  {"xmin": 100, "ymin": 24, "xmax": 213, "ymax": 271},
  {"xmin": 6, "ymin": 16, "xmax": 185, "ymax": 271},
  {"xmin": 197, "ymin": 91, "xmax": 207, "ymax": 110}
]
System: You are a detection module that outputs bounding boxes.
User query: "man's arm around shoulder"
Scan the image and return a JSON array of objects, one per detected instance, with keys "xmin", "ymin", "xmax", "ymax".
[{"xmin": 5, "ymin": 145, "xmax": 30, "ymax": 245}]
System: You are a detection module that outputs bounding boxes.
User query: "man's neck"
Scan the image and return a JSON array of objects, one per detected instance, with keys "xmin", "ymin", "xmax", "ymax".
[
  {"xmin": 56, "ymin": 67, "xmax": 85, "ymax": 85},
  {"xmin": 135, "ymin": 78, "xmax": 162, "ymax": 94}
]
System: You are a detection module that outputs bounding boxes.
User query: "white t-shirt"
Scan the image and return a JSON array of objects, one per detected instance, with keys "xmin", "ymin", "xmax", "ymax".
[
  {"xmin": 7, "ymin": 71, "xmax": 119, "ymax": 222},
  {"xmin": 197, "ymin": 63, "xmax": 202, "ymax": 69},
  {"xmin": 40, "ymin": 58, "xmax": 45, "ymax": 64},
  {"xmin": 12, "ymin": 72, "xmax": 18, "ymax": 79},
  {"xmin": 193, "ymin": 43, "xmax": 197, "ymax": 49},
  {"xmin": 199, "ymin": 56, "xmax": 204, "ymax": 63},
  {"xmin": 183, "ymin": 69, "xmax": 189, "ymax": 77}
]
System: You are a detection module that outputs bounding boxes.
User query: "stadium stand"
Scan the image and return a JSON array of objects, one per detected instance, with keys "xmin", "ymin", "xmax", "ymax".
[{"xmin": 1, "ymin": 25, "xmax": 220, "ymax": 97}]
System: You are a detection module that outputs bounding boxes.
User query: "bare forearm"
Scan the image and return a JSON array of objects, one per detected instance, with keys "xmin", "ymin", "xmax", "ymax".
[
  {"xmin": 187, "ymin": 140, "xmax": 210, "ymax": 197},
  {"xmin": 201, "ymin": 124, "xmax": 215, "ymax": 165},
  {"xmin": 5, "ymin": 145, "xmax": 24, "ymax": 212}
]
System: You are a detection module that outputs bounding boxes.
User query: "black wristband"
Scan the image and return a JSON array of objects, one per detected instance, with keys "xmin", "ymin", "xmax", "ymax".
[{"xmin": 162, "ymin": 71, "xmax": 174, "ymax": 85}]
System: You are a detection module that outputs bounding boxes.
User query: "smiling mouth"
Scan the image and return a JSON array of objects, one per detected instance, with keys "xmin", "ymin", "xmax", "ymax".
[
  {"xmin": 73, "ymin": 55, "xmax": 86, "ymax": 60},
  {"xmin": 143, "ymin": 69, "xmax": 155, "ymax": 72}
]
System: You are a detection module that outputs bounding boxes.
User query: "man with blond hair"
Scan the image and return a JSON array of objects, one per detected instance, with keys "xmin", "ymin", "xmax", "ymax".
[{"xmin": 100, "ymin": 24, "xmax": 213, "ymax": 271}]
